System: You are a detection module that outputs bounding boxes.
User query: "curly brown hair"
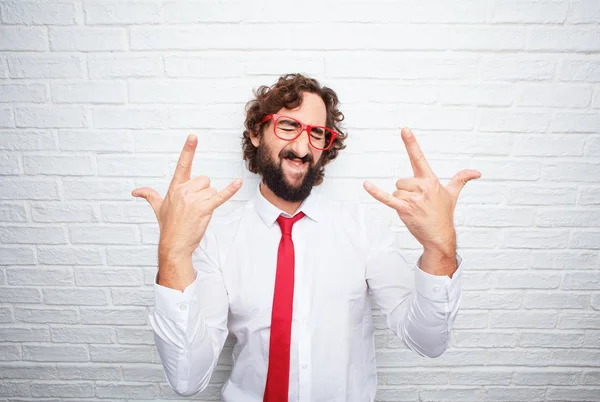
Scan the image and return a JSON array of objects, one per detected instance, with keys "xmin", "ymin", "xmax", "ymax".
[{"xmin": 242, "ymin": 73, "xmax": 347, "ymax": 186}]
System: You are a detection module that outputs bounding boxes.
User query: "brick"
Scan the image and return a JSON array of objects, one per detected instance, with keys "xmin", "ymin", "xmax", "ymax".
[
  {"xmin": 59, "ymin": 130, "xmax": 133, "ymax": 152},
  {"xmin": 0, "ymin": 107, "xmax": 14, "ymax": 127},
  {"xmin": 92, "ymin": 106, "xmax": 168, "ymax": 129},
  {"xmin": 0, "ymin": 203, "xmax": 26, "ymax": 222},
  {"xmin": 478, "ymin": 110, "xmax": 549, "ymax": 132},
  {"xmin": 561, "ymin": 60, "xmax": 600, "ymax": 82},
  {"xmin": 106, "ymin": 246, "xmax": 157, "ymax": 266},
  {"xmin": 0, "ymin": 26, "xmax": 47, "ymax": 51},
  {"xmin": 23, "ymin": 155, "xmax": 95, "ymax": 176},
  {"xmin": 464, "ymin": 159, "xmax": 540, "ymax": 181},
  {"xmin": 438, "ymin": 84, "xmax": 516, "ymax": 107},
  {"xmin": 0, "ymin": 287, "xmax": 41, "ymax": 303},
  {"xmin": 69, "ymin": 225, "xmax": 138, "ymax": 245},
  {"xmin": 570, "ymin": 230, "xmax": 600, "ymax": 249},
  {"xmin": 37, "ymin": 246, "xmax": 103, "ymax": 265},
  {"xmin": 531, "ymin": 251, "xmax": 598, "ymax": 269},
  {"xmin": 101, "ymin": 204, "xmax": 155, "ymax": 224},
  {"xmin": 537, "ymin": 209, "xmax": 600, "ymax": 228},
  {"xmin": 31, "ymin": 202, "xmax": 97, "ymax": 223},
  {"xmin": 559, "ymin": 312, "xmax": 600, "ymax": 329},
  {"xmin": 461, "ymin": 291, "xmax": 522, "ymax": 309},
  {"xmin": 0, "ymin": 84, "xmax": 47, "ymax": 103},
  {"xmin": 481, "ymin": 57, "xmax": 557, "ymax": 81},
  {"xmin": 491, "ymin": 311, "xmax": 557, "ymax": 329},
  {"xmin": 552, "ymin": 349, "xmax": 600, "ymax": 366},
  {"xmin": 542, "ymin": 161, "xmax": 600, "ymax": 182},
  {"xmin": 519, "ymin": 85, "xmax": 592, "ymax": 108},
  {"xmin": 568, "ymin": 0, "xmax": 600, "ymax": 23},
  {"xmin": 90, "ymin": 345, "xmax": 153, "ymax": 363},
  {"xmin": 448, "ymin": 27, "xmax": 526, "ymax": 51},
  {"xmin": 31, "ymin": 383, "xmax": 94, "ymax": 398},
  {"xmin": 464, "ymin": 207, "xmax": 535, "ymax": 227},
  {"xmin": 88, "ymin": 54, "xmax": 163, "ymax": 78},
  {"xmin": 0, "ymin": 327, "xmax": 50, "ymax": 342},
  {"xmin": 129, "ymin": 79, "xmax": 248, "ymax": 104},
  {"xmin": 131, "ymin": 25, "xmax": 289, "ymax": 51},
  {"xmin": 0, "ymin": 364, "xmax": 58, "ymax": 379},
  {"xmin": 245, "ymin": 52, "xmax": 324, "ymax": 77},
  {"xmin": 85, "ymin": 0, "xmax": 161, "ymax": 25},
  {"xmin": 326, "ymin": 53, "xmax": 479, "ymax": 80},
  {"xmin": 453, "ymin": 331, "xmax": 518, "ymax": 348},
  {"xmin": 563, "ymin": 272, "xmax": 600, "ymax": 290},
  {"xmin": 0, "ymin": 344, "xmax": 21, "ymax": 361},
  {"xmin": 491, "ymin": 0, "xmax": 567, "ymax": 22},
  {"xmin": 8, "ymin": 54, "xmax": 83, "ymax": 79},
  {"xmin": 0, "ymin": 56, "xmax": 6, "ymax": 78},
  {"xmin": 51, "ymin": 326, "xmax": 112, "ymax": 343},
  {"xmin": 420, "ymin": 387, "xmax": 481, "ymax": 401},
  {"xmin": 523, "ymin": 292, "xmax": 590, "ymax": 309},
  {"xmin": 7, "ymin": 267, "xmax": 73, "ymax": 286},
  {"xmin": 502, "ymin": 229, "xmax": 569, "ymax": 249},
  {"xmin": 0, "ymin": 247, "xmax": 35, "ymax": 265},
  {"xmin": 165, "ymin": 54, "xmax": 244, "ymax": 78},
  {"xmin": 584, "ymin": 136, "xmax": 600, "ymax": 157},
  {"xmin": 546, "ymin": 387, "xmax": 600, "ymax": 401},
  {"xmin": 455, "ymin": 229, "xmax": 498, "ymax": 249},
  {"xmin": 520, "ymin": 331, "xmax": 586, "ymax": 348},
  {"xmin": 0, "ymin": 226, "xmax": 67, "ymax": 245},
  {"xmin": 487, "ymin": 349, "xmax": 552, "ymax": 366},
  {"xmin": 23, "ymin": 344, "xmax": 88, "ymax": 362},
  {"xmin": 111, "ymin": 288, "xmax": 152, "ymax": 306},
  {"xmin": 49, "ymin": 27, "xmax": 126, "ymax": 51},
  {"xmin": 75, "ymin": 267, "xmax": 142, "ymax": 287},
  {"xmin": 122, "ymin": 364, "xmax": 165, "ymax": 382},
  {"xmin": 96, "ymin": 382, "xmax": 159, "ymax": 399},
  {"xmin": 169, "ymin": 104, "xmax": 244, "ymax": 130},
  {"xmin": 51, "ymin": 81, "xmax": 127, "ymax": 104},
  {"xmin": 43, "ymin": 288, "xmax": 109, "ymax": 306},
  {"xmin": 462, "ymin": 272, "xmax": 493, "ymax": 291},
  {"xmin": 15, "ymin": 106, "xmax": 88, "ymax": 129},
  {"xmin": 0, "ymin": 1, "xmax": 78, "ymax": 24},
  {"xmin": 0, "ymin": 153, "xmax": 21, "ymax": 174},
  {"xmin": 582, "ymin": 370, "xmax": 600, "ymax": 385},
  {"xmin": 57, "ymin": 365, "xmax": 121, "ymax": 380},
  {"xmin": 0, "ymin": 131, "xmax": 55, "ymax": 153},
  {"xmin": 550, "ymin": 112, "xmax": 600, "ymax": 133},
  {"xmin": 116, "ymin": 327, "xmax": 154, "ymax": 345},
  {"xmin": 452, "ymin": 311, "xmax": 489, "ymax": 329},
  {"xmin": 529, "ymin": 28, "xmax": 600, "ymax": 52},
  {"xmin": 484, "ymin": 387, "xmax": 546, "ymax": 401},
  {"xmin": 15, "ymin": 307, "xmax": 78, "ymax": 324},
  {"xmin": 97, "ymin": 155, "xmax": 169, "ymax": 177},
  {"xmin": 460, "ymin": 250, "xmax": 530, "ymax": 270},
  {"xmin": 0, "ymin": 381, "xmax": 30, "ymax": 397},
  {"xmin": 133, "ymin": 130, "xmax": 238, "ymax": 153},
  {"xmin": 63, "ymin": 178, "xmax": 136, "ymax": 200},
  {"xmin": 508, "ymin": 185, "xmax": 577, "ymax": 205},
  {"xmin": 80, "ymin": 307, "xmax": 147, "ymax": 325},
  {"xmin": 449, "ymin": 368, "xmax": 513, "ymax": 385},
  {"xmin": 0, "ymin": 306, "xmax": 13, "ymax": 322}
]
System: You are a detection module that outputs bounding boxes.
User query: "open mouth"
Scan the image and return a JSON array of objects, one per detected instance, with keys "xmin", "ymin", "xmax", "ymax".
[{"xmin": 283, "ymin": 158, "xmax": 308, "ymax": 173}]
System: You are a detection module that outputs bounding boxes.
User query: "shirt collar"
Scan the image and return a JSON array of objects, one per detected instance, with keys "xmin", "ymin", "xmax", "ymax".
[{"xmin": 253, "ymin": 181, "xmax": 321, "ymax": 227}]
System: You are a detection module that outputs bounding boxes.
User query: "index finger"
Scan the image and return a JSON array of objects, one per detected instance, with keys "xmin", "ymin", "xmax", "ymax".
[
  {"xmin": 401, "ymin": 127, "xmax": 435, "ymax": 178},
  {"xmin": 170, "ymin": 134, "xmax": 197, "ymax": 190}
]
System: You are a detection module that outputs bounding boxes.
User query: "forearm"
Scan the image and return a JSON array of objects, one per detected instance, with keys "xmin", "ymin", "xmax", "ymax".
[
  {"xmin": 158, "ymin": 248, "xmax": 196, "ymax": 292},
  {"xmin": 420, "ymin": 241, "xmax": 458, "ymax": 278}
]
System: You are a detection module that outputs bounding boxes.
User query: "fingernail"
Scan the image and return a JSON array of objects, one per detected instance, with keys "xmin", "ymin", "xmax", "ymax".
[
  {"xmin": 364, "ymin": 181, "xmax": 373, "ymax": 190},
  {"xmin": 233, "ymin": 178, "xmax": 242, "ymax": 187}
]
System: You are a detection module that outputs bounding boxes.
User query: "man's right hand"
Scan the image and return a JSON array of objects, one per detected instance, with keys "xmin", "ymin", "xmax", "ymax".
[{"xmin": 132, "ymin": 134, "xmax": 243, "ymax": 269}]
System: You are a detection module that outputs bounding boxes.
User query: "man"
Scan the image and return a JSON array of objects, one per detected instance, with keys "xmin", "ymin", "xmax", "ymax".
[{"xmin": 132, "ymin": 74, "xmax": 481, "ymax": 401}]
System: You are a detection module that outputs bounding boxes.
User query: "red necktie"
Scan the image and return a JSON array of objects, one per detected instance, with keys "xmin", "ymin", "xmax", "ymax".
[{"xmin": 263, "ymin": 212, "xmax": 306, "ymax": 402}]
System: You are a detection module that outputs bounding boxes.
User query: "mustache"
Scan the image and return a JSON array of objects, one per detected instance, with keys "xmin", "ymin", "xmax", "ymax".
[{"xmin": 281, "ymin": 150, "xmax": 313, "ymax": 164}]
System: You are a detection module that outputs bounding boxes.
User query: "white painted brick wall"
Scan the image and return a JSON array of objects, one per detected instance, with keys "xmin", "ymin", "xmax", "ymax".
[{"xmin": 0, "ymin": 0, "xmax": 599, "ymax": 400}]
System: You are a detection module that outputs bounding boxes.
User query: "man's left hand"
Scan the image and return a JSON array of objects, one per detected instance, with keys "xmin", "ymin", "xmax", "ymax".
[{"xmin": 363, "ymin": 127, "xmax": 481, "ymax": 254}]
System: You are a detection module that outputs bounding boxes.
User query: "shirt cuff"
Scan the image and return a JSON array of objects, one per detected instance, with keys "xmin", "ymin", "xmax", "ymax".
[
  {"xmin": 414, "ymin": 253, "xmax": 463, "ymax": 302},
  {"xmin": 153, "ymin": 269, "xmax": 200, "ymax": 322}
]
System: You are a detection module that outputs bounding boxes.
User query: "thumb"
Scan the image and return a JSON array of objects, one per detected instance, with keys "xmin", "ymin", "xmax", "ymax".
[
  {"xmin": 132, "ymin": 187, "xmax": 163, "ymax": 218},
  {"xmin": 446, "ymin": 169, "xmax": 482, "ymax": 199}
]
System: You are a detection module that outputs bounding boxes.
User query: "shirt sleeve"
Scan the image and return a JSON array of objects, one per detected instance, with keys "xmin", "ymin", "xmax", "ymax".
[
  {"xmin": 365, "ymin": 210, "xmax": 463, "ymax": 358},
  {"xmin": 148, "ymin": 228, "xmax": 229, "ymax": 396}
]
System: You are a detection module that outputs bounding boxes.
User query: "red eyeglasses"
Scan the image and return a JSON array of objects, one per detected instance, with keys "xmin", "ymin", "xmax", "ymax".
[{"xmin": 260, "ymin": 114, "xmax": 338, "ymax": 151}]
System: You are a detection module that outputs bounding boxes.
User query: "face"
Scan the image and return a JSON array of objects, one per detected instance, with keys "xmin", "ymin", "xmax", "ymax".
[{"xmin": 251, "ymin": 92, "xmax": 327, "ymax": 202}]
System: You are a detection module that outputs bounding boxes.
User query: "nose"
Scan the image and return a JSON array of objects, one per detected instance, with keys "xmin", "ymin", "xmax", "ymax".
[{"xmin": 289, "ymin": 128, "xmax": 311, "ymax": 158}]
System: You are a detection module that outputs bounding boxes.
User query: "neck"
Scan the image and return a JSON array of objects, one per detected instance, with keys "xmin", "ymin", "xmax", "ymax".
[{"xmin": 259, "ymin": 182, "xmax": 303, "ymax": 216}]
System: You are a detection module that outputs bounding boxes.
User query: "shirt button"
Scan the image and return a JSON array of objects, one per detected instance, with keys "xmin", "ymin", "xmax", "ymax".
[
  {"xmin": 179, "ymin": 304, "xmax": 187, "ymax": 311},
  {"xmin": 302, "ymin": 364, "xmax": 308, "ymax": 370},
  {"xmin": 433, "ymin": 286, "xmax": 440, "ymax": 293}
]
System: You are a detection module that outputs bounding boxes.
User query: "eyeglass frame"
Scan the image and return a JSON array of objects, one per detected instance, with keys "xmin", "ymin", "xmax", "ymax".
[{"xmin": 259, "ymin": 113, "xmax": 339, "ymax": 151}]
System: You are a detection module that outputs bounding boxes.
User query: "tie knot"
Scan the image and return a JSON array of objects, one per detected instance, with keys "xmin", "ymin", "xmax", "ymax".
[{"xmin": 276, "ymin": 212, "xmax": 305, "ymax": 236}]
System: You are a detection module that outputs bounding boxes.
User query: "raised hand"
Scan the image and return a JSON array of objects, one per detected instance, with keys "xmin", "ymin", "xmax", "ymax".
[
  {"xmin": 363, "ymin": 127, "xmax": 481, "ymax": 252},
  {"xmin": 132, "ymin": 134, "xmax": 243, "ymax": 261}
]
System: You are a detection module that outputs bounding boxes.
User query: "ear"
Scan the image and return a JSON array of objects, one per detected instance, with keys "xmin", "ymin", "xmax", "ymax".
[{"xmin": 250, "ymin": 130, "xmax": 260, "ymax": 148}]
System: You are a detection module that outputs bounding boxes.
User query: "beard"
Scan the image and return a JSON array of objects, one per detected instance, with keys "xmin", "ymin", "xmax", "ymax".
[{"xmin": 255, "ymin": 142, "xmax": 321, "ymax": 203}]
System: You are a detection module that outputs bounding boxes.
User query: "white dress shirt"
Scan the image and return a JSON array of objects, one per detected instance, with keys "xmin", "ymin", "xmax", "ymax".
[{"xmin": 149, "ymin": 183, "xmax": 464, "ymax": 402}]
